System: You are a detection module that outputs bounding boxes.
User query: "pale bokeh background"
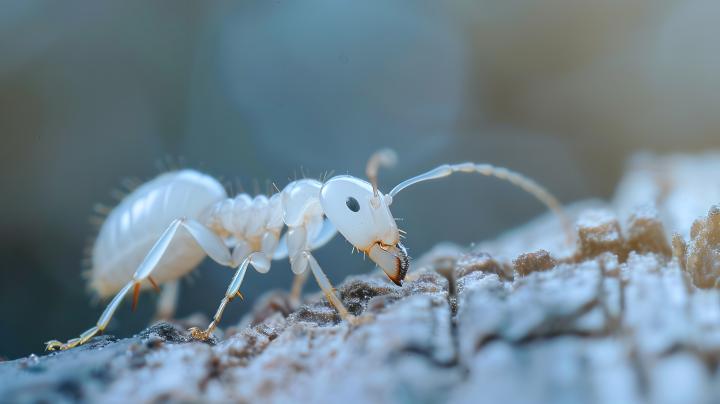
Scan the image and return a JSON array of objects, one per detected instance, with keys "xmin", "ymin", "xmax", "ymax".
[{"xmin": 2, "ymin": 0, "xmax": 719, "ymax": 359}]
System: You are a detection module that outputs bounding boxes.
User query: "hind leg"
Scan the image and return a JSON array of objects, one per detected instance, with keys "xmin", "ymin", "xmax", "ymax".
[
  {"xmin": 290, "ymin": 270, "xmax": 310, "ymax": 308},
  {"xmin": 46, "ymin": 217, "xmax": 233, "ymax": 351},
  {"xmin": 153, "ymin": 280, "xmax": 180, "ymax": 322}
]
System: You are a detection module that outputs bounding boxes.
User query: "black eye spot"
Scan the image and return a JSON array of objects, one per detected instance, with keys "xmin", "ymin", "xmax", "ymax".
[{"xmin": 346, "ymin": 196, "xmax": 360, "ymax": 212}]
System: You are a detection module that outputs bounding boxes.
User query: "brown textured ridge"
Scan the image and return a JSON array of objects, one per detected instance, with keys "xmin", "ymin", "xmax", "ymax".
[{"xmin": 674, "ymin": 203, "xmax": 720, "ymax": 288}]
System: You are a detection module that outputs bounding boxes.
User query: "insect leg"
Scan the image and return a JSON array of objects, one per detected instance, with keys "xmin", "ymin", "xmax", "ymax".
[
  {"xmin": 46, "ymin": 281, "xmax": 135, "ymax": 350},
  {"xmin": 153, "ymin": 280, "xmax": 180, "ymax": 322},
  {"xmin": 307, "ymin": 218, "xmax": 338, "ymax": 250},
  {"xmin": 46, "ymin": 217, "xmax": 233, "ymax": 350},
  {"xmin": 291, "ymin": 250, "xmax": 351, "ymax": 319},
  {"xmin": 130, "ymin": 217, "xmax": 232, "ymax": 313},
  {"xmin": 188, "ymin": 252, "xmax": 271, "ymax": 340},
  {"xmin": 231, "ymin": 240, "xmax": 253, "ymax": 266},
  {"xmin": 288, "ymin": 218, "xmax": 339, "ymax": 306},
  {"xmin": 290, "ymin": 269, "xmax": 311, "ymax": 307}
]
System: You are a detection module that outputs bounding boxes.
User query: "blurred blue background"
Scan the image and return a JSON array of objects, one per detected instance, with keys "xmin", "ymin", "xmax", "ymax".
[{"xmin": 2, "ymin": 0, "xmax": 720, "ymax": 360}]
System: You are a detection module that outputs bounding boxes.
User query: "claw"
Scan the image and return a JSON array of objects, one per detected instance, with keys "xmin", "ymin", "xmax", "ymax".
[
  {"xmin": 188, "ymin": 327, "xmax": 202, "ymax": 339},
  {"xmin": 188, "ymin": 319, "xmax": 218, "ymax": 341},
  {"xmin": 188, "ymin": 326, "xmax": 212, "ymax": 341},
  {"xmin": 48, "ymin": 326, "xmax": 101, "ymax": 351},
  {"xmin": 44, "ymin": 340, "xmax": 63, "ymax": 351}
]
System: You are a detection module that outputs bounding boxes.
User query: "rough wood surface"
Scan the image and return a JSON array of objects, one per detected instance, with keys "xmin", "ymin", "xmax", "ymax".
[{"xmin": 4, "ymin": 152, "xmax": 720, "ymax": 404}]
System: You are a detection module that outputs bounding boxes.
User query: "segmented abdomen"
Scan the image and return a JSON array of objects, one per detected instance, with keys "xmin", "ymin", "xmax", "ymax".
[{"xmin": 90, "ymin": 170, "xmax": 227, "ymax": 297}]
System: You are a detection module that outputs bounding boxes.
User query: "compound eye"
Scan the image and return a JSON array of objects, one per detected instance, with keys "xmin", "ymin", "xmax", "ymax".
[{"xmin": 346, "ymin": 196, "xmax": 360, "ymax": 212}]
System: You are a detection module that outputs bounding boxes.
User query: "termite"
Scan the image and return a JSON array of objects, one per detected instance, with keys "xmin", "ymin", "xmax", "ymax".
[{"xmin": 45, "ymin": 149, "xmax": 571, "ymax": 350}]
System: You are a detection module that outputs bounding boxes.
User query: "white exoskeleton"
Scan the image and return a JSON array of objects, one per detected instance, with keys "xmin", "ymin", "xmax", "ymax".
[{"xmin": 45, "ymin": 149, "xmax": 571, "ymax": 350}]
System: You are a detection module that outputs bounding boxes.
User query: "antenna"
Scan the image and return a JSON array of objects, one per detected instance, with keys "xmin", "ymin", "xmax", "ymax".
[{"xmin": 365, "ymin": 148, "xmax": 397, "ymax": 197}]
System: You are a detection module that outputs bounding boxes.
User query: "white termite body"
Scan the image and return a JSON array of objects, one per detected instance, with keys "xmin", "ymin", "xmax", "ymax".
[
  {"xmin": 89, "ymin": 169, "xmax": 336, "ymax": 299},
  {"xmin": 47, "ymin": 149, "xmax": 572, "ymax": 350},
  {"xmin": 90, "ymin": 170, "xmax": 227, "ymax": 297}
]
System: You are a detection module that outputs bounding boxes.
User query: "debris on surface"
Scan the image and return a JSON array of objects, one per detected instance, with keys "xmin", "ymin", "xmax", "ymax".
[
  {"xmin": 512, "ymin": 249, "xmax": 556, "ymax": 277},
  {"xmin": 5, "ymin": 152, "xmax": 720, "ymax": 403},
  {"xmin": 674, "ymin": 203, "xmax": 720, "ymax": 289},
  {"xmin": 625, "ymin": 204, "xmax": 673, "ymax": 258},
  {"xmin": 575, "ymin": 209, "xmax": 626, "ymax": 260}
]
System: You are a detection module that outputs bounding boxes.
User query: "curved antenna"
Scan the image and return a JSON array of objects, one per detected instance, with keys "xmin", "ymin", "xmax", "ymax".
[
  {"xmin": 389, "ymin": 162, "xmax": 574, "ymax": 246},
  {"xmin": 366, "ymin": 148, "xmax": 398, "ymax": 197}
]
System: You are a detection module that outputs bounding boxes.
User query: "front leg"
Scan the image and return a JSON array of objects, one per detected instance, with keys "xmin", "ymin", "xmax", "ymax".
[{"xmin": 291, "ymin": 250, "xmax": 351, "ymax": 319}]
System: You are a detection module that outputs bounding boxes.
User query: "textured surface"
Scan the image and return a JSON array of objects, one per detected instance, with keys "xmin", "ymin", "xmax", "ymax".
[{"xmin": 4, "ymin": 152, "xmax": 720, "ymax": 404}]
